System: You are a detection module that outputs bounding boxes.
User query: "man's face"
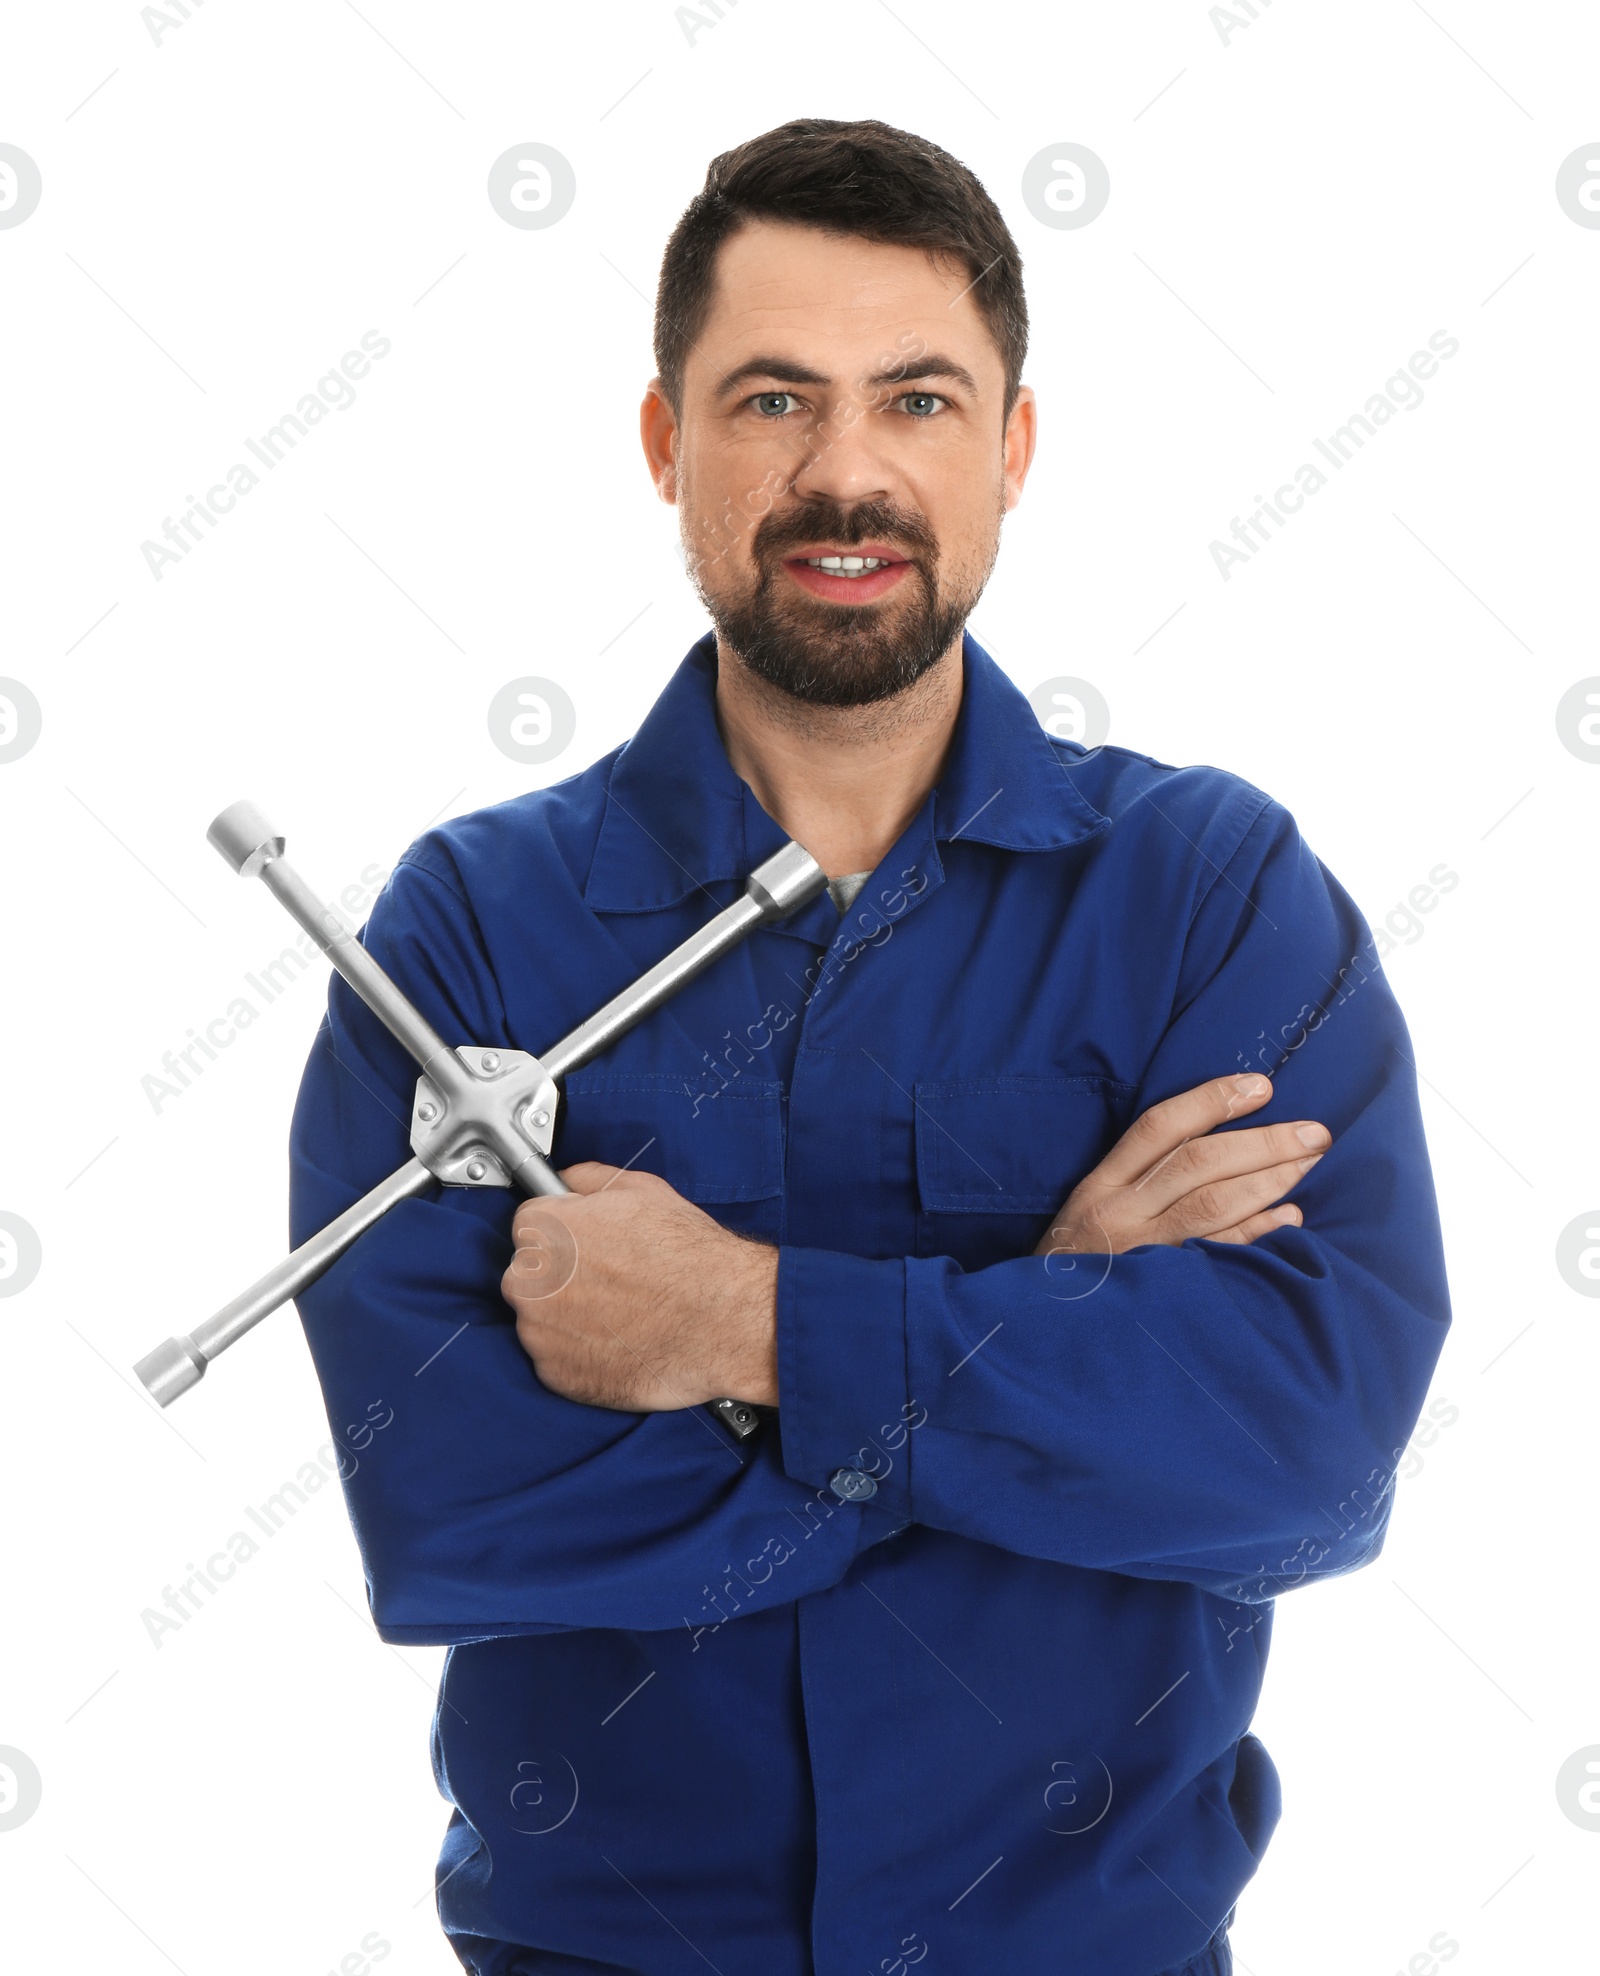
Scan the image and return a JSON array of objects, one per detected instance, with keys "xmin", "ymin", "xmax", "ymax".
[{"xmin": 642, "ymin": 221, "xmax": 1035, "ymax": 708}]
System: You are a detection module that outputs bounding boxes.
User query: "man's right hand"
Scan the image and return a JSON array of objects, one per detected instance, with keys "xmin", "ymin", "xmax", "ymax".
[{"xmin": 1035, "ymin": 1073, "xmax": 1329, "ymax": 1258}]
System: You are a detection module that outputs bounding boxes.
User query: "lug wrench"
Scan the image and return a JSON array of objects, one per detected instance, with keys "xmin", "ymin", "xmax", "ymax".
[{"xmin": 134, "ymin": 800, "xmax": 825, "ymax": 1439}]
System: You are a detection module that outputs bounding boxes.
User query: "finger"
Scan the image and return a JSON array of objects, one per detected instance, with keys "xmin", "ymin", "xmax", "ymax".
[
  {"xmin": 1091, "ymin": 1074, "xmax": 1273, "ymax": 1192},
  {"xmin": 555, "ymin": 1161, "xmax": 626, "ymax": 1196},
  {"xmin": 1128, "ymin": 1117, "xmax": 1330, "ymax": 1219},
  {"xmin": 1205, "ymin": 1202, "xmax": 1304, "ymax": 1246},
  {"xmin": 512, "ymin": 1194, "xmax": 575, "ymax": 1242},
  {"xmin": 503, "ymin": 1209, "xmax": 580, "ymax": 1299},
  {"xmin": 555, "ymin": 1161, "xmax": 670, "ymax": 1198},
  {"xmin": 1151, "ymin": 1153, "xmax": 1321, "ymax": 1243}
]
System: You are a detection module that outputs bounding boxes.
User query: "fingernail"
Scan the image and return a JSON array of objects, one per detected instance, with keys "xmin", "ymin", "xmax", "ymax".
[
  {"xmin": 1234, "ymin": 1075, "xmax": 1270, "ymax": 1095},
  {"xmin": 1298, "ymin": 1152, "xmax": 1323, "ymax": 1171},
  {"xmin": 1295, "ymin": 1124, "xmax": 1330, "ymax": 1149}
]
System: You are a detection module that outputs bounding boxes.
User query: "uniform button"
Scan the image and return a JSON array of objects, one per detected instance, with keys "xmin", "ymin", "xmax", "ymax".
[{"xmin": 829, "ymin": 1467, "xmax": 877, "ymax": 1502}]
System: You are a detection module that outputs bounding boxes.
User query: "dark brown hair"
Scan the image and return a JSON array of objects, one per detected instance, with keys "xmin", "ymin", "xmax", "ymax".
[{"xmin": 653, "ymin": 118, "xmax": 1028, "ymax": 423}]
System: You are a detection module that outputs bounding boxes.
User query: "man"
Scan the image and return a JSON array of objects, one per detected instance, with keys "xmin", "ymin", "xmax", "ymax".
[{"xmin": 290, "ymin": 119, "xmax": 1450, "ymax": 1976}]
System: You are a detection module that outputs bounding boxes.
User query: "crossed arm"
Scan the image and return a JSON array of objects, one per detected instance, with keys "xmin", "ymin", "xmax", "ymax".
[
  {"xmin": 502, "ymin": 1070, "xmax": 1331, "ymax": 1413},
  {"xmin": 290, "ymin": 800, "xmax": 1451, "ymax": 1636}
]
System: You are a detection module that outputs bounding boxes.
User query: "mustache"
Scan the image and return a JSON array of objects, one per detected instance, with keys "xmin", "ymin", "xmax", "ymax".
[{"xmin": 751, "ymin": 499, "xmax": 940, "ymax": 567}]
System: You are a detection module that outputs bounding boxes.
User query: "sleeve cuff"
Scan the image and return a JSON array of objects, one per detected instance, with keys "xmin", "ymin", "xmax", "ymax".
[{"xmin": 775, "ymin": 1246, "xmax": 913, "ymax": 1526}]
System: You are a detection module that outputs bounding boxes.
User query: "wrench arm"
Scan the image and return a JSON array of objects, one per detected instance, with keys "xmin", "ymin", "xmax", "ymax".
[
  {"xmin": 134, "ymin": 1156, "xmax": 437, "ymax": 1405},
  {"xmin": 540, "ymin": 842, "xmax": 821, "ymax": 1081}
]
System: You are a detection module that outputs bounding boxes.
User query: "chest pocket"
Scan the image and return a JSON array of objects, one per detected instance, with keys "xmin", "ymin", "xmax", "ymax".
[
  {"xmin": 557, "ymin": 1071, "xmax": 784, "ymax": 1240},
  {"xmin": 914, "ymin": 1074, "xmax": 1134, "ymax": 1268}
]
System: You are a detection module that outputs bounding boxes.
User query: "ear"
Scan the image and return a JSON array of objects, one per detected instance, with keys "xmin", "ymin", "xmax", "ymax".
[
  {"xmin": 1002, "ymin": 384, "xmax": 1038, "ymax": 512},
  {"xmin": 640, "ymin": 379, "xmax": 680, "ymax": 504}
]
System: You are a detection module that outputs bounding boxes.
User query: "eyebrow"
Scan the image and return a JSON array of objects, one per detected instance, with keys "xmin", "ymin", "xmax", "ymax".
[{"xmin": 713, "ymin": 352, "xmax": 981, "ymax": 399}]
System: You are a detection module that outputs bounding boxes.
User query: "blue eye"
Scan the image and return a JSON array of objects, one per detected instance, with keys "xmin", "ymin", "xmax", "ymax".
[
  {"xmin": 899, "ymin": 392, "xmax": 945, "ymax": 418},
  {"xmin": 753, "ymin": 392, "xmax": 798, "ymax": 417}
]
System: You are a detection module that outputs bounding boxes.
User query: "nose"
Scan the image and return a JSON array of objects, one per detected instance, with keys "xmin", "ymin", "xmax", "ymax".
[{"xmin": 788, "ymin": 393, "xmax": 899, "ymax": 509}]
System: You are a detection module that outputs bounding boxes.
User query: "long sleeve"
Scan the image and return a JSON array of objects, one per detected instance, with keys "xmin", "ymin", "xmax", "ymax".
[
  {"xmin": 288, "ymin": 856, "xmax": 894, "ymax": 1645},
  {"xmin": 775, "ymin": 799, "xmax": 1452, "ymax": 1602}
]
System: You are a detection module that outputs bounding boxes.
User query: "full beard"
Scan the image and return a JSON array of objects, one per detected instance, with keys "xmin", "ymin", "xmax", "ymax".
[{"xmin": 692, "ymin": 498, "xmax": 995, "ymax": 710}]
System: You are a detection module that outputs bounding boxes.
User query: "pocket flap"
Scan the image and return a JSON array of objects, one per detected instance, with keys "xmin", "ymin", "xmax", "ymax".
[
  {"xmin": 915, "ymin": 1075, "xmax": 1130, "ymax": 1214},
  {"xmin": 558, "ymin": 1072, "xmax": 783, "ymax": 1203}
]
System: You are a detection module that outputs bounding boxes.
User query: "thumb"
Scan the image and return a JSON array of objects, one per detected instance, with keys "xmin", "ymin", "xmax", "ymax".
[
  {"xmin": 557, "ymin": 1160, "xmax": 668, "ymax": 1197},
  {"xmin": 557, "ymin": 1160, "xmax": 624, "ymax": 1195}
]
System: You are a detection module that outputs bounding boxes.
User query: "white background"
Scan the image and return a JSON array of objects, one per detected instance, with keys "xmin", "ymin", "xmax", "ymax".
[{"xmin": 1, "ymin": 2, "xmax": 1596, "ymax": 1970}]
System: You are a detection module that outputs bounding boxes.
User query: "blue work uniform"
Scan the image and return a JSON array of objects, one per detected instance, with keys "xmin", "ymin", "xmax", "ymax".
[{"xmin": 289, "ymin": 631, "xmax": 1450, "ymax": 1976}]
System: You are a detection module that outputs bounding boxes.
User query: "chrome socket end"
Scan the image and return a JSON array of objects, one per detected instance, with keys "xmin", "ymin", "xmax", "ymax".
[
  {"xmin": 135, "ymin": 1335, "xmax": 207, "ymax": 1408},
  {"xmin": 207, "ymin": 800, "xmax": 285, "ymax": 880},
  {"xmin": 747, "ymin": 842, "xmax": 827, "ymax": 922}
]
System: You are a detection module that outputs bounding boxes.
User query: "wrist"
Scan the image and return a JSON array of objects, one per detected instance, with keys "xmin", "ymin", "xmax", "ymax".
[{"xmin": 716, "ymin": 1236, "xmax": 780, "ymax": 1405}]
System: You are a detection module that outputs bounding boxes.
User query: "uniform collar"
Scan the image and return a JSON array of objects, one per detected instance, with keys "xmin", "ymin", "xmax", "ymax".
[{"xmin": 583, "ymin": 630, "xmax": 1109, "ymax": 914}]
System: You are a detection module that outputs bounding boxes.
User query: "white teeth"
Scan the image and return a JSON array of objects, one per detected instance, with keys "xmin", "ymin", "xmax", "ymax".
[{"xmin": 804, "ymin": 555, "xmax": 886, "ymax": 576}]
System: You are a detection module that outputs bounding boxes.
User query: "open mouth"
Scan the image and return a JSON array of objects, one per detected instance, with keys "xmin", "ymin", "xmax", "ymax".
[{"xmin": 780, "ymin": 543, "xmax": 915, "ymax": 604}]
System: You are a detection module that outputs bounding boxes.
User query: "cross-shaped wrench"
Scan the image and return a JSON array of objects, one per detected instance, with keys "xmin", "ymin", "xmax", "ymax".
[{"xmin": 133, "ymin": 800, "xmax": 825, "ymax": 1439}]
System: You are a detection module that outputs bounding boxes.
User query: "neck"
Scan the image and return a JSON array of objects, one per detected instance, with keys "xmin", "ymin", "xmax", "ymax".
[{"xmin": 713, "ymin": 634, "xmax": 965, "ymax": 879}]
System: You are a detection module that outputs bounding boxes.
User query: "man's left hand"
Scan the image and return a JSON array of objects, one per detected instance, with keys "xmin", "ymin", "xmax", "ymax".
[{"xmin": 501, "ymin": 1163, "xmax": 780, "ymax": 1412}]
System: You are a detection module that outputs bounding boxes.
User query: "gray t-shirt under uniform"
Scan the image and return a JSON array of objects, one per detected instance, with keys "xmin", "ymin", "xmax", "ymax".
[{"xmin": 825, "ymin": 871, "xmax": 871, "ymax": 915}]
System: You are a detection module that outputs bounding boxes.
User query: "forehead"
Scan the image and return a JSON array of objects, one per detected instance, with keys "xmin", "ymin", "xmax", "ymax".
[{"xmin": 692, "ymin": 219, "xmax": 999, "ymax": 381}]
